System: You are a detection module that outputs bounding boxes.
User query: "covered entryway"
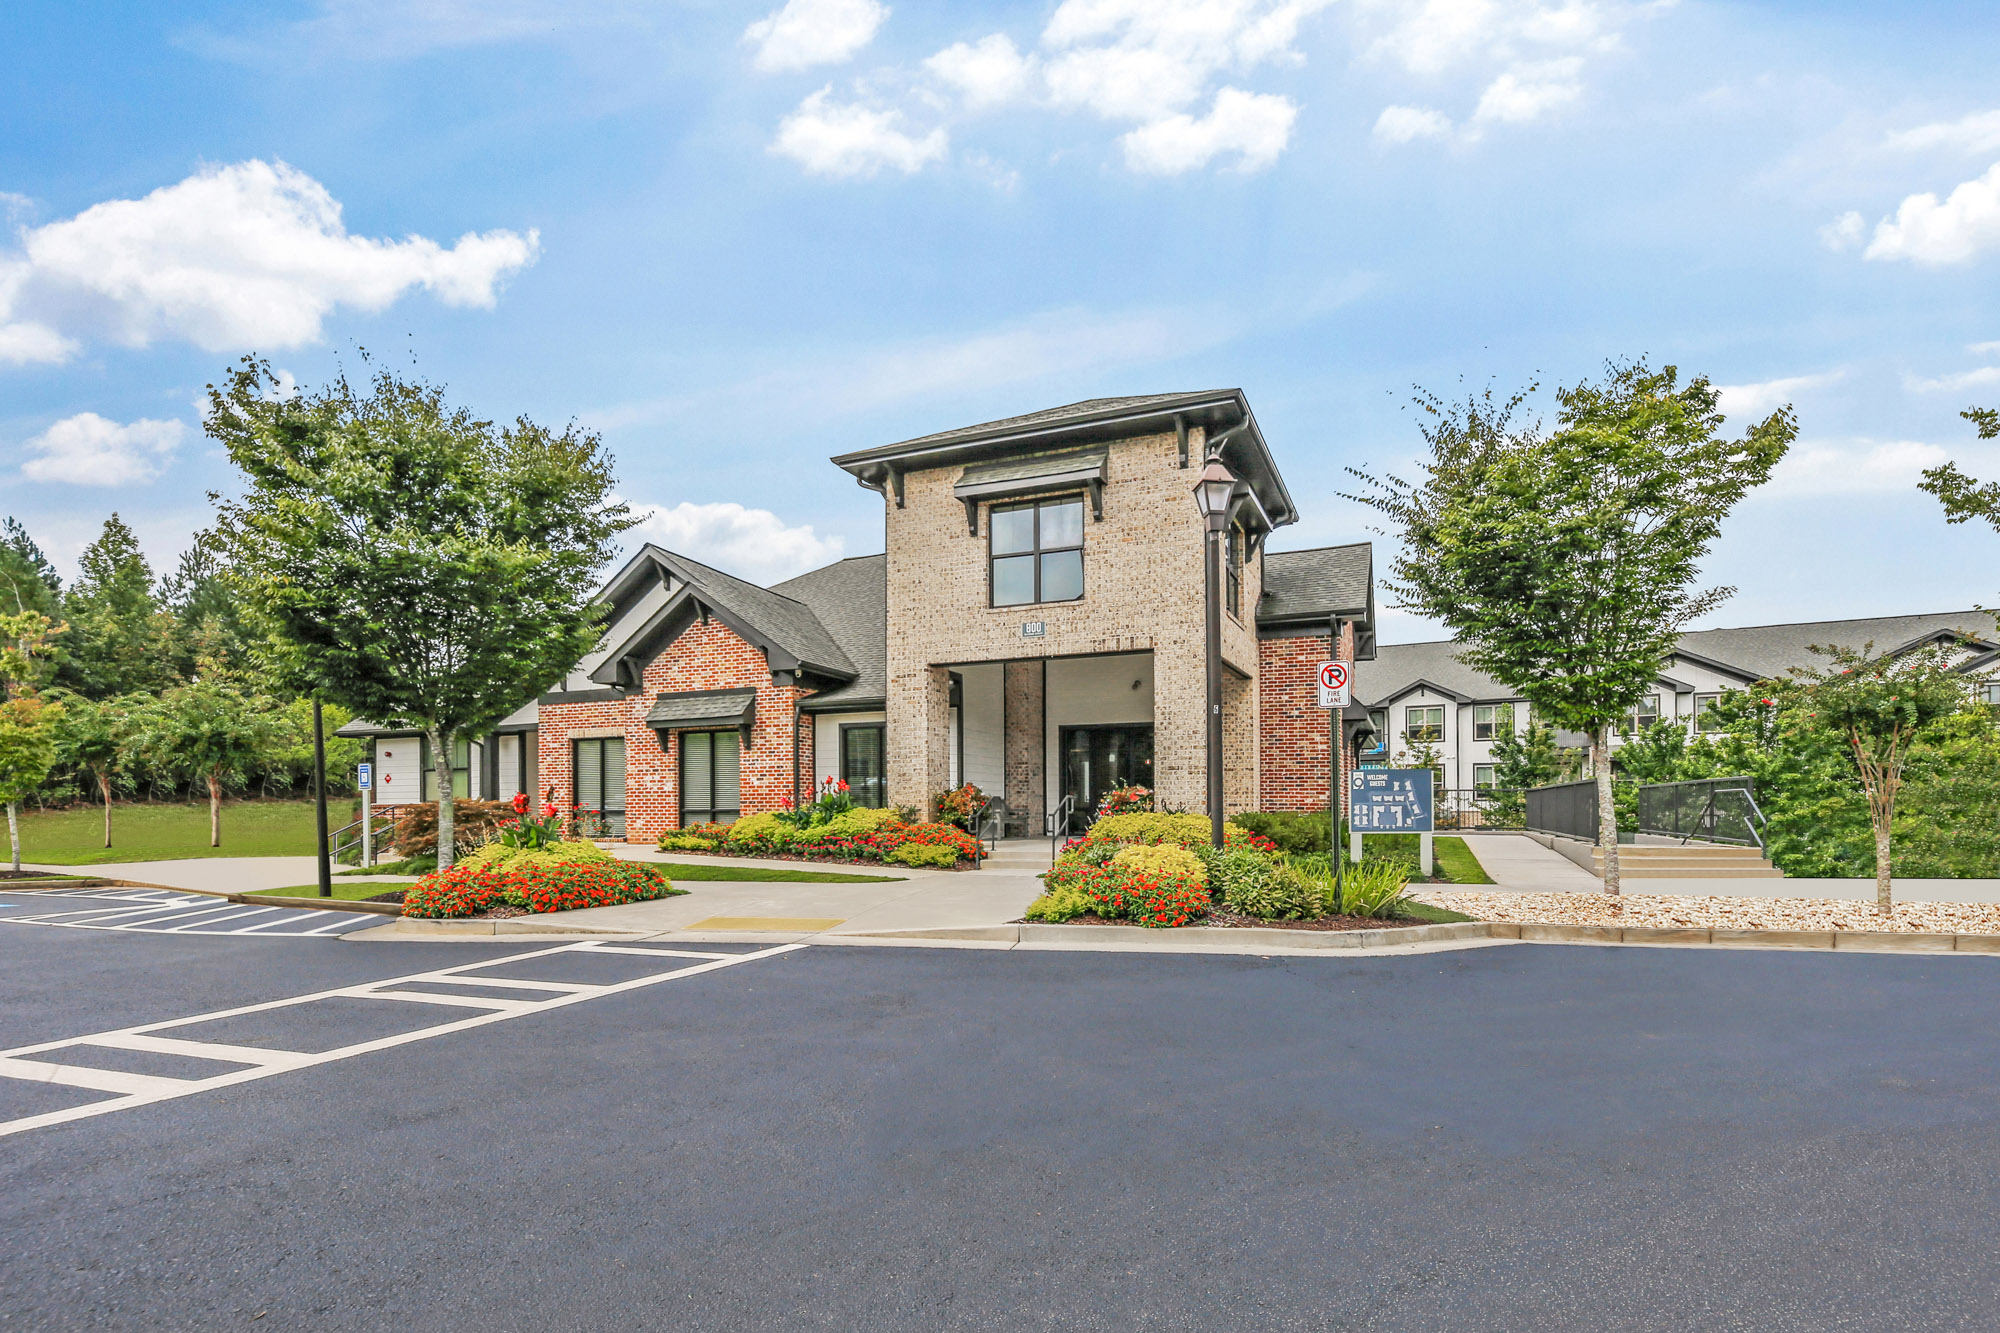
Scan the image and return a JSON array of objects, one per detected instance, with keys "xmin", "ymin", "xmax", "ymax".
[{"xmin": 1058, "ymin": 725, "xmax": 1153, "ymax": 832}]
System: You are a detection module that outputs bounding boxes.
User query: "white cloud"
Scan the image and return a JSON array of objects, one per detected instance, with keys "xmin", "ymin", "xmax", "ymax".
[
  {"xmin": 19, "ymin": 413, "xmax": 186, "ymax": 486},
  {"xmin": 1357, "ymin": 0, "xmax": 1651, "ymax": 146},
  {"xmin": 625, "ymin": 500, "xmax": 844, "ymax": 585},
  {"xmin": 923, "ymin": 35, "xmax": 1033, "ymax": 110},
  {"xmin": 1469, "ymin": 57, "xmax": 1583, "ymax": 127},
  {"xmin": 1760, "ymin": 437, "xmax": 1952, "ymax": 498},
  {"xmin": 1120, "ymin": 88, "xmax": 1298, "ymax": 175},
  {"xmin": 1906, "ymin": 344, "xmax": 2000, "ymax": 394},
  {"xmin": 1373, "ymin": 105, "xmax": 1453, "ymax": 144},
  {"xmin": 744, "ymin": 0, "xmax": 888, "ymax": 73},
  {"xmin": 771, "ymin": 89, "xmax": 948, "ymax": 177},
  {"xmin": 1864, "ymin": 161, "xmax": 2000, "ymax": 266},
  {"xmin": 0, "ymin": 160, "xmax": 537, "ymax": 363},
  {"xmin": 1884, "ymin": 109, "xmax": 2000, "ymax": 156},
  {"xmin": 1819, "ymin": 210, "xmax": 1865, "ymax": 252},
  {"xmin": 1041, "ymin": 0, "xmax": 1334, "ymax": 123},
  {"xmin": 1714, "ymin": 370, "xmax": 1841, "ymax": 420}
]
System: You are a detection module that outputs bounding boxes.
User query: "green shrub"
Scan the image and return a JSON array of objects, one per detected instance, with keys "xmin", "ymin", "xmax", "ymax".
[
  {"xmin": 724, "ymin": 812, "xmax": 791, "ymax": 846},
  {"xmin": 1230, "ymin": 810, "xmax": 1336, "ymax": 857},
  {"xmin": 461, "ymin": 840, "xmax": 612, "ymax": 872},
  {"xmin": 1333, "ymin": 858, "xmax": 1414, "ymax": 919},
  {"xmin": 1220, "ymin": 858, "xmax": 1324, "ymax": 920},
  {"xmin": 818, "ymin": 807, "xmax": 901, "ymax": 838},
  {"xmin": 658, "ymin": 834, "xmax": 717, "ymax": 852},
  {"xmin": 1110, "ymin": 842, "xmax": 1207, "ymax": 887},
  {"xmin": 887, "ymin": 841, "xmax": 959, "ymax": 868},
  {"xmin": 1201, "ymin": 846, "xmax": 1272, "ymax": 904},
  {"xmin": 1024, "ymin": 886, "xmax": 1095, "ymax": 922}
]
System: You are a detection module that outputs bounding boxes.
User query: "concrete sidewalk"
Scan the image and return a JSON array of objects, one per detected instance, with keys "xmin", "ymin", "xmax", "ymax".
[{"xmin": 1454, "ymin": 833, "xmax": 2000, "ymax": 904}]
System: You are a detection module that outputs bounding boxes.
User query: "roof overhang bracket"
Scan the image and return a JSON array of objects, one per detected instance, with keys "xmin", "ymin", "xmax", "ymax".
[
  {"xmin": 963, "ymin": 497, "xmax": 980, "ymax": 536},
  {"xmin": 1086, "ymin": 476, "xmax": 1104, "ymax": 522},
  {"xmin": 888, "ymin": 467, "xmax": 905, "ymax": 509},
  {"xmin": 1174, "ymin": 414, "xmax": 1189, "ymax": 469}
]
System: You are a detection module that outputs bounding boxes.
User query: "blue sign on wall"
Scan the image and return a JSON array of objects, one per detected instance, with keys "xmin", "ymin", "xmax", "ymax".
[{"xmin": 1349, "ymin": 768, "xmax": 1434, "ymax": 832}]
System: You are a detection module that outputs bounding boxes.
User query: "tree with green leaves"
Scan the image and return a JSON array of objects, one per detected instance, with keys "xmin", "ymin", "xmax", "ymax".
[
  {"xmin": 0, "ymin": 517, "xmax": 62, "ymax": 627},
  {"xmin": 160, "ymin": 529, "xmax": 255, "ymax": 681},
  {"xmin": 1348, "ymin": 360, "xmax": 1794, "ymax": 893},
  {"xmin": 129, "ymin": 678, "xmax": 278, "ymax": 847},
  {"xmin": 208, "ymin": 356, "xmax": 634, "ymax": 868},
  {"xmin": 0, "ymin": 612, "xmax": 64, "ymax": 872},
  {"xmin": 1793, "ymin": 644, "xmax": 1967, "ymax": 913},
  {"xmin": 51, "ymin": 691, "xmax": 134, "ymax": 848},
  {"xmin": 59, "ymin": 514, "xmax": 173, "ymax": 699},
  {"xmin": 1919, "ymin": 406, "xmax": 2000, "ymax": 571}
]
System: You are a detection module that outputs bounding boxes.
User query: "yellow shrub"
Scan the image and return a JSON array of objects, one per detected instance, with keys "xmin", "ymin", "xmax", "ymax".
[
  {"xmin": 462, "ymin": 840, "xmax": 613, "ymax": 871},
  {"xmin": 1110, "ymin": 842, "xmax": 1207, "ymax": 887},
  {"xmin": 1087, "ymin": 812, "xmax": 1260, "ymax": 850},
  {"xmin": 819, "ymin": 807, "xmax": 902, "ymax": 838},
  {"xmin": 725, "ymin": 812, "xmax": 790, "ymax": 844}
]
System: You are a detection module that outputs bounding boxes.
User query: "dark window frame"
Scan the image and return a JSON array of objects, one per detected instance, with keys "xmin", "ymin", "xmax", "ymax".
[
  {"xmin": 1224, "ymin": 521, "xmax": 1246, "ymax": 620},
  {"xmin": 988, "ymin": 495, "xmax": 1086, "ymax": 608},
  {"xmin": 839, "ymin": 722, "xmax": 887, "ymax": 809},
  {"xmin": 1472, "ymin": 704, "xmax": 1499, "ymax": 741},
  {"xmin": 678, "ymin": 729, "xmax": 740, "ymax": 827},
  {"xmin": 1693, "ymin": 694, "xmax": 1722, "ymax": 733},
  {"xmin": 572, "ymin": 735, "xmax": 628, "ymax": 835},
  {"xmin": 419, "ymin": 735, "xmax": 473, "ymax": 801},
  {"xmin": 1404, "ymin": 705, "xmax": 1444, "ymax": 744}
]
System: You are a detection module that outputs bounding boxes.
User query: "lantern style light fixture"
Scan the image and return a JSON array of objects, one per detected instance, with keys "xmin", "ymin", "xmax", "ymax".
[{"xmin": 1193, "ymin": 452, "xmax": 1237, "ymax": 848}]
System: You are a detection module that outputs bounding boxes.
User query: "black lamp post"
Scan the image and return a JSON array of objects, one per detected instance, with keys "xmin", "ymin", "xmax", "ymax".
[{"xmin": 1193, "ymin": 453, "xmax": 1237, "ymax": 850}]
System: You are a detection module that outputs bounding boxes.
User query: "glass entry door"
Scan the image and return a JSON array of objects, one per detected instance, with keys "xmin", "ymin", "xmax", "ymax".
[
  {"xmin": 840, "ymin": 724, "xmax": 886, "ymax": 809},
  {"xmin": 1059, "ymin": 725, "xmax": 1154, "ymax": 830}
]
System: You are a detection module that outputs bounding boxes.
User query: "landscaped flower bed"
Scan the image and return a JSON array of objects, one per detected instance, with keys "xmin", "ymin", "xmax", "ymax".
[
  {"xmin": 657, "ymin": 781, "xmax": 983, "ymax": 868},
  {"xmin": 1026, "ymin": 810, "xmax": 1461, "ymax": 930},
  {"xmin": 401, "ymin": 854, "xmax": 683, "ymax": 919}
]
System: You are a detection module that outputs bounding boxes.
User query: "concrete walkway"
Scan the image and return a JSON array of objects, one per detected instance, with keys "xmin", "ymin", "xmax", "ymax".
[
  {"xmin": 20, "ymin": 856, "xmax": 414, "ymax": 896},
  {"xmin": 1454, "ymin": 833, "xmax": 2000, "ymax": 904}
]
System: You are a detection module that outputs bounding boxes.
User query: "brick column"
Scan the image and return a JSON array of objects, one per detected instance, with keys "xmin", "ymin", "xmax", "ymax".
[{"xmin": 1003, "ymin": 660, "xmax": 1044, "ymax": 831}]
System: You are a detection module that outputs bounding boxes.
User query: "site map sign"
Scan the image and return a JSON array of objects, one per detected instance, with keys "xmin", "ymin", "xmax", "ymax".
[{"xmin": 1350, "ymin": 768, "xmax": 1435, "ymax": 833}]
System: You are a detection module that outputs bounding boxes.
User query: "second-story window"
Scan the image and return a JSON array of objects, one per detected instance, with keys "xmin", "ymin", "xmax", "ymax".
[
  {"xmin": 1225, "ymin": 522, "xmax": 1245, "ymax": 619},
  {"xmin": 991, "ymin": 496, "xmax": 1085, "ymax": 607},
  {"xmin": 1405, "ymin": 705, "xmax": 1444, "ymax": 743}
]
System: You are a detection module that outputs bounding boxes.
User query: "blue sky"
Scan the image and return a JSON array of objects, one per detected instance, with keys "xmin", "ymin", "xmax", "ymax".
[{"xmin": 4, "ymin": 0, "xmax": 1999, "ymax": 643}]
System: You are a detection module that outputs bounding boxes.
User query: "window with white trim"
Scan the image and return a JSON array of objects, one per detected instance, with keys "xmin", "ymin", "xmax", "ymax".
[
  {"xmin": 1623, "ymin": 694, "xmax": 1661, "ymax": 734},
  {"xmin": 1404, "ymin": 705, "xmax": 1444, "ymax": 743},
  {"xmin": 1472, "ymin": 764, "xmax": 1497, "ymax": 789},
  {"xmin": 1472, "ymin": 704, "xmax": 1500, "ymax": 741},
  {"xmin": 1693, "ymin": 694, "xmax": 1722, "ymax": 732}
]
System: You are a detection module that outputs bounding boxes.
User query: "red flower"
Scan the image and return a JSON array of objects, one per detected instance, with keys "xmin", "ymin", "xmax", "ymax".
[
  {"xmin": 511, "ymin": 792, "xmax": 528, "ymax": 813},
  {"xmin": 541, "ymin": 803, "xmax": 558, "ymax": 817}
]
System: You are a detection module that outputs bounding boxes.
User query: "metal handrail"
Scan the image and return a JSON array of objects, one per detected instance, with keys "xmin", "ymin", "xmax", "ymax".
[
  {"xmin": 1046, "ymin": 794, "xmax": 1076, "ymax": 858},
  {"xmin": 976, "ymin": 797, "xmax": 1012, "ymax": 856},
  {"xmin": 332, "ymin": 810, "xmax": 396, "ymax": 866},
  {"xmin": 1680, "ymin": 785, "xmax": 1768, "ymax": 852}
]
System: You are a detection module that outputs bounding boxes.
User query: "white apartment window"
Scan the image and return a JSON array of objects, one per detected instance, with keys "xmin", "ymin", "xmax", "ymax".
[
  {"xmin": 1623, "ymin": 694, "xmax": 1661, "ymax": 734},
  {"xmin": 1472, "ymin": 764, "xmax": 1497, "ymax": 789},
  {"xmin": 1694, "ymin": 694, "xmax": 1722, "ymax": 732},
  {"xmin": 1472, "ymin": 705, "xmax": 1499, "ymax": 740},
  {"xmin": 1405, "ymin": 705, "xmax": 1444, "ymax": 743},
  {"xmin": 1980, "ymin": 682, "xmax": 2000, "ymax": 713}
]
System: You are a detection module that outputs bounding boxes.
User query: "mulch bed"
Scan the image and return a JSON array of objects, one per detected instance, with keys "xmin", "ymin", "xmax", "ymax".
[
  {"xmin": 364, "ymin": 889, "xmax": 407, "ymax": 904},
  {"xmin": 1023, "ymin": 911, "xmax": 1421, "ymax": 932},
  {"xmin": 0, "ymin": 869, "xmax": 65, "ymax": 882}
]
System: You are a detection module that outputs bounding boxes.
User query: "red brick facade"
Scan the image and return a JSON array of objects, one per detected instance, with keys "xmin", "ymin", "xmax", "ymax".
[
  {"xmin": 537, "ymin": 618, "xmax": 813, "ymax": 842},
  {"xmin": 1256, "ymin": 626, "xmax": 1355, "ymax": 814}
]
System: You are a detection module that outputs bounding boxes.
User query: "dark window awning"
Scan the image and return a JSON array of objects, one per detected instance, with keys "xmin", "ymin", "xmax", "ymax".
[
  {"xmin": 644, "ymin": 688, "xmax": 758, "ymax": 747},
  {"xmin": 953, "ymin": 446, "xmax": 1107, "ymax": 534}
]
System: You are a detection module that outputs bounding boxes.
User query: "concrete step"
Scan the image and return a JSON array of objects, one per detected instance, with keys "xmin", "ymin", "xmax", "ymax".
[{"xmin": 1613, "ymin": 866, "xmax": 1786, "ymax": 879}]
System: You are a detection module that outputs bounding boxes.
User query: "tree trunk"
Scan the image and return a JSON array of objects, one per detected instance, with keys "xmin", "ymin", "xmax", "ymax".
[
  {"xmin": 1595, "ymin": 722, "xmax": 1620, "ymax": 897},
  {"xmin": 7, "ymin": 799, "xmax": 19, "ymax": 873},
  {"xmin": 208, "ymin": 771, "xmax": 222, "ymax": 847},
  {"xmin": 1874, "ymin": 822, "xmax": 1893, "ymax": 916},
  {"xmin": 99, "ymin": 770, "xmax": 112, "ymax": 848},
  {"xmin": 428, "ymin": 724, "xmax": 456, "ymax": 870}
]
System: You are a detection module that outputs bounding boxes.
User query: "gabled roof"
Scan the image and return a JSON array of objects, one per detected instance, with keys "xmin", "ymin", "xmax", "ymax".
[
  {"xmin": 830, "ymin": 389, "xmax": 1299, "ymax": 533},
  {"xmin": 773, "ymin": 554, "xmax": 888, "ymax": 710},
  {"xmin": 1258, "ymin": 542, "xmax": 1375, "ymax": 640},
  {"xmin": 1359, "ymin": 608, "xmax": 2000, "ymax": 708},
  {"xmin": 588, "ymin": 544, "xmax": 856, "ymax": 688}
]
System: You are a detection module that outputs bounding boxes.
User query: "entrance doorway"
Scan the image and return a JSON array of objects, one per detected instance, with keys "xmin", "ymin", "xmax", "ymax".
[{"xmin": 1059, "ymin": 725, "xmax": 1154, "ymax": 831}]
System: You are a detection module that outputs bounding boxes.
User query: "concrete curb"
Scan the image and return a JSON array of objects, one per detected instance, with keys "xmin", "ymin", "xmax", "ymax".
[
  {"xmin": 347, "ymin": 917, "xmax": 645, "ymax": 939},
  {"xmin": 843, "ymin": 920, "xmax": 2000, "ymax": 955},
  {"xmin": 231, "ymin": 892, "xmax": 403, "ymax": 916}
]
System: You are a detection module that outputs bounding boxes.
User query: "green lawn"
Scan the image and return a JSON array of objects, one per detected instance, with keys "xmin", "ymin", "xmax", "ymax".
[
  {"xmin": 1432, "ymin": 836, "xmax": 1496, "ymax": 885},
  {"xmin": 652, "ymin": 861, "xmax": 904, "ymax": 883},
  {"xmin": 1397, "ymin": 899, "xmax": 1476, "ymax": 924},
  {"xmin": 15, "ymin": 799, "xmax": 348, "ymax": 865},
  {"xmin": 266, "ymin": 881, "xmax": 413, "ymax": 901}
]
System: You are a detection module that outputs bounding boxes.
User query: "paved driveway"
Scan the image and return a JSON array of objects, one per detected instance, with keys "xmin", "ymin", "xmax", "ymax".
[{"xmin": 4, "ymin": 927, "xmax": 2000, "ymax": 1329}]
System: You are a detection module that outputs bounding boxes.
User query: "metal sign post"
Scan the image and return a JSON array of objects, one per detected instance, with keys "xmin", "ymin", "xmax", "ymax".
[
  {"xmin": 1316, "ymin": 648, "xmax": 1349, "ymax": 905},
  {"xmin": 313, "ymin": 700, "xmax": 332, "ymax": 898},
  {"xmin": 358, "ymin": 761, "xmax": 374, "ymax": 869}
]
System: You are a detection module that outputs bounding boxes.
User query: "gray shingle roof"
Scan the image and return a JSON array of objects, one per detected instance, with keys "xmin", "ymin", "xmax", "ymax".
[
  {"xmin": 652, "ymin": 547, "xmax": 856, "ymax": 678},
  {"xmin": 1359, "ymin": 608, "xmax": 2000, "ymax": 706},
  {"xmin": 772, "ymin": 554, "xmax": 888, "ymax": 710},
  {"xmin": 1258, "ymin": 543, "xmax": 1373, "ymax": 624},
  {"xmin": 644, "ymin": 688, "xmax": 757, "ymax": 729},
  {"xmin": 885, "ymin": 393, "xmax": 1235, "ymax": 451}
]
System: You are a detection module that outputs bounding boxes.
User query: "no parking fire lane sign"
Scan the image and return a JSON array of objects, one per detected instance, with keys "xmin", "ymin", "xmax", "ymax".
[{"xmin": 1316, "ymin": 660, "xmax": 1350, "ymax": 709}]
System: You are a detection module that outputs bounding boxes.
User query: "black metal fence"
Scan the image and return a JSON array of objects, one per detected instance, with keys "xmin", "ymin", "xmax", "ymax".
[
  {"xmin": 1526, "ymin": 779, "xmax": 1600, "ymax": 841},
  {"xmin": 1638, "ymin": 776, "xmax": 1764, "ymax": 847},
  {"xmin": 1435, "ymin": 787, "xmax": 1526, "ymax": 831}
]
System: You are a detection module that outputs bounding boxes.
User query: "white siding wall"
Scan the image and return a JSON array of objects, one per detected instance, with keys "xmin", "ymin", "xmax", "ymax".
[
  {"xmin": 1043, "ymin": 653, "xmax": 1155, "ymax": 820},
  {"xmin": 958, "ymin": 663, "xmax": 1005, "ymax": 797},
  {"xmin": 559, "ymin": 577, "xmax": 679, "ymax": 692},
  {"xmin": 814, "ymin": 711, "xmax": 887, "ymax": 796},
  {"xmin": 373, "ymin": 734, "xmax": 424, "ymax": 804}
]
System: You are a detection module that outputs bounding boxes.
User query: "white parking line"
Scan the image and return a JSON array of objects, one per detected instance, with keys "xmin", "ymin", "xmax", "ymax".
[
  {"xmin": 0, "ymin": 939, "xmax": 807, "ymax": 1138},
  {"xmin": 0, "ymin": 888, "xmax": 377, "ymax": 937}
]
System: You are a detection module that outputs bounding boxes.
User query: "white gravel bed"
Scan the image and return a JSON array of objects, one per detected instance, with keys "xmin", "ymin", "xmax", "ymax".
[{"xmin": 1415, "ymin": 888, "xmax": 2000, "ymax": 935}]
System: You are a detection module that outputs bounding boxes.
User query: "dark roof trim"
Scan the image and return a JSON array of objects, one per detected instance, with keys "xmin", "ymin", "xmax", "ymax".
[
  {"xmin": 1666, "ymin": 648, "xmax": 1765, "ymax": 682},
  {"xmin": 1367, "ymin": 676, "xmax": 1476, "ymax": 705},
  {"xmin": 954, "ymin": 447, "xmax": 1109, "ymax": 533},
  {"xmin": 589, "ymin": 577, "xmax": 856, "ymax": 689},
  {"xmin": 833, "ymin": 390, "xmax": 1297, "ymax": 530},
  {"xmin": 540, "ymin": 686, "xmax": 632, "ymax": 706},
  {"xmin": 799, "ymin": 696, "xmax": 888, "ymax": 714}
]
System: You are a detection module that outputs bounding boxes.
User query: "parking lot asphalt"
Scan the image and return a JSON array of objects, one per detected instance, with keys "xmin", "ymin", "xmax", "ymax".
[{"xmin": 4, "ymin": 918, "xmax": 2000, "ymax": 1331}]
